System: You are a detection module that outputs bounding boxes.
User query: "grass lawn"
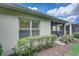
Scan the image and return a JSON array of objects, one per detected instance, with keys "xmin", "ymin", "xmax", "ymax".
[
  {"xmin": 74, "ymin": 33, "xmax": 79, "ymax": 39},
  {"xmin": 65, "ymin": 44, "xmax": 79, "ymax": 56}
]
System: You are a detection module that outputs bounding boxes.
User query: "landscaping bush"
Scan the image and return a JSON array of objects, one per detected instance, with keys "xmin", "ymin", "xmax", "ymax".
[
  {"xmin": 13, "ymin": 35, "xmax": 57, "ymax": 56},
  {"xmin": 74, "ymin": 33, "xmax": 79, "ymax": 39},
  {"xmin": 60, "ymin": 35, "xmax": 74, "ymax": 44},
  {"xmin": 0, "ymin": 43, "xmax": 3, "ymax": 55}
]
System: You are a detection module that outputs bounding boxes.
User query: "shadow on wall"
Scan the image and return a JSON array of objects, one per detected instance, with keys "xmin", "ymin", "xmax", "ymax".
[{"xmin": 0, "ymin": 42, "xmax": 3, "ymax": 55}]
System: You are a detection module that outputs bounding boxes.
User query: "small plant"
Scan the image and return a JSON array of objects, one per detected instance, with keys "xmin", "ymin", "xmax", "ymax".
[
  {"xmin": 60, "ymin": 35, "xmax": 74, "ymax": 44},
  {"xmin": 0, "ymin": 43, "xmax": 3, "ymax": 55},
  {"xmin": 68, "ymin": 35, "xmax": 74, "ymax": 42}
]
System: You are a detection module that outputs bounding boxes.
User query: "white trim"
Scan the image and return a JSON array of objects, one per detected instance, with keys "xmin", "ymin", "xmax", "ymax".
[
  {"xmin": 69, "ymin": 24, "xmax": 72, "ymax": 35},
  {"xmin": 19, "ymin": 28, "xmax": 30, "ymax": 30},
  {"xmin": 64, "ymin": 23, "xmax": 73, "ymax": 35},
  {"xmin": 64, "ymin": 24, "xmax": 66, "ymax": 35},
  {"xmin": 32, "ymin": 28, "xmax": 39, "ymax": 30},
  {"xmin": 30, "ymin": 20, "xmax": 32, "ymax": 37}
]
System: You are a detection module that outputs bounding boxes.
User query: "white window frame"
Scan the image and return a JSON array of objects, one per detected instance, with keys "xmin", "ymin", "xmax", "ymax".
[{"xmin": 19, "ymin": 19, "xmax": 40, "ymax": 37}]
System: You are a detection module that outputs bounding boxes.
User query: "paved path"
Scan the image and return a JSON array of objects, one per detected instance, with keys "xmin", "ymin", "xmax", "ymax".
[
  {"xmin": 36, "ymin": 40, "xmax": 79, "ymax": 56},
  {"xmin": 36, "ymin": 44, "xmax": 71, "ymax": 56}
]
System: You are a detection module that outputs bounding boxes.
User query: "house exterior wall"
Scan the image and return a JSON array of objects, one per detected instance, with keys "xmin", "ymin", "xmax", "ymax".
[
  {"xmin": 0, "ymin": 14, "xmax": 19, "ymax": 55},
  {"xmin": 40, "ymin": 20, "xmax": 51, "ymax": 35},
  {"xmin": 0, "ymin": 5, "xmax": 71, "ymax": 56},
  {"xmin": 0, "ymin": 13, "xmax": 51, "ymax": 55}
]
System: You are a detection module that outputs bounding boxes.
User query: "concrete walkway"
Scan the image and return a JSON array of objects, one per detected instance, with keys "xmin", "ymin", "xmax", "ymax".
[
  {"xmin": 36, "ymin": 40, "xmax": 79, "ymax": 56},
  {"xmin": 36, "ymin": 44, "xmax": 71, "ymax": 56}
]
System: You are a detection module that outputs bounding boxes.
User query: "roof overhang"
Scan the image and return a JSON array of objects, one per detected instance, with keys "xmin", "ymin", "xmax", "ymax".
[{"xmin": 0, "ymin": 3, "xmax": 68, "ymax": 23}]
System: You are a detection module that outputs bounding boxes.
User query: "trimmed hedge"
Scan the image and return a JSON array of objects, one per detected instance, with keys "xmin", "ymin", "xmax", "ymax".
[{"xmin": 13, "ymin": 35, "xmax": 57, "ymax": 56}]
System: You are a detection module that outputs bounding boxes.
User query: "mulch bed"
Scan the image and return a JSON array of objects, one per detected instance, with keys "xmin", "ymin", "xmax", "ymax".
[{"xmin": 36, "ymin": 40, "xmax": 79, "ymax": 56}]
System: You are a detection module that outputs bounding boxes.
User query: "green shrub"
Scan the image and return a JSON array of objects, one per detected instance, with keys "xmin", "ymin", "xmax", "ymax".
[
  {"xmin": 13, "ymin": 35, "xmax": 57, "ymax": 56},
  {"xmin": 60, "ymin": 35, "xmax": 74, "ymax": 44},
  {"xmin": 0, "ymin": 43, "xmax": 3, "ymax": 55},
  {"xmin": 74, "ymin": 33, "xmax": 79, "ymax": 39}
]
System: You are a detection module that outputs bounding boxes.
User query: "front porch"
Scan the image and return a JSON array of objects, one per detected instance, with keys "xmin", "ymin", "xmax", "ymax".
[{"xmin": 51, "ymin": 22, "xmax": 73, "ymax": 36}]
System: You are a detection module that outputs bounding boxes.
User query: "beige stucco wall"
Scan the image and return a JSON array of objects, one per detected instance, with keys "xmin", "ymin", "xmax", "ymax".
[
  {"xmin": 0, "ymin": 14, "xmax": 51, "ymax": 55},
  {"xmin": 40, "ymin": 20, "xmax": 51, "ymax": 35},
  {"xmin": 0, "ymin": 14, "xmax": 19, "ymax": 55}
]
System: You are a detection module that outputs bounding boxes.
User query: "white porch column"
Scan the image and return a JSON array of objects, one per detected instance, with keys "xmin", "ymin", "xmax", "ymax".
[
  {"xmin": 64, "ymin": 24, "xmax": 66, "ymax": 35},
  {"xmin": 69, "ymin": 24, "xmax": 72, "ymax": 35}
]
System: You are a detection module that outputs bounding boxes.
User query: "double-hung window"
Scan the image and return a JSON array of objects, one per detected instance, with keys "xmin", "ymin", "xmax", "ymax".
[
  {"xmin": 19, "ymin": 18, "xmax": 40, "ymax": 38},
  {"xmin": 32, "ymin": 20, "xmax": 40, "ymax": 36}
]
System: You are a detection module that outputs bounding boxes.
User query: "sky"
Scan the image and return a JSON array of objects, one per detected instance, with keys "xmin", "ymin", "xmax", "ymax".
[{"xmin": 17, "ymin": 3, "xmax": 79, "ymax": 24}]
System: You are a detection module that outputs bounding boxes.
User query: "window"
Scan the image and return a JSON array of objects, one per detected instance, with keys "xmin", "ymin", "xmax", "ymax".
[
  {"xmin": 32, "ymin": 20, "xmax": 39, "ymax": 28},
  {"xmin": 32, "ymin": 30, "xmax": 39, "ymax": 36},
  {"xmin": 19, "ymin": 18, "xmax": 30, "ymax": 38},
  {"xmin": 19, "ymin": 19, "xmax": 30, "ymax": 28},
  {"xmin": 57, "ymin": 25, "xmax": 60, "ymax": 31},
  {"xmin": 60, "ymin": 25, "xmax": 64, "ymax": 30},
  {"xmin": 19, "ymin": 18, "xmax": 40, "ymax": 38},
  {"xmin": 19, "ymin": 30, "xmax": 30, "ymax": 38},
  {"xmin": 32, "ymin": 20, "xmax": 40, "ymax": 36},
  {"xmin": 52, "ymin": 26, "xmax": 56, "ymax": 31}
]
